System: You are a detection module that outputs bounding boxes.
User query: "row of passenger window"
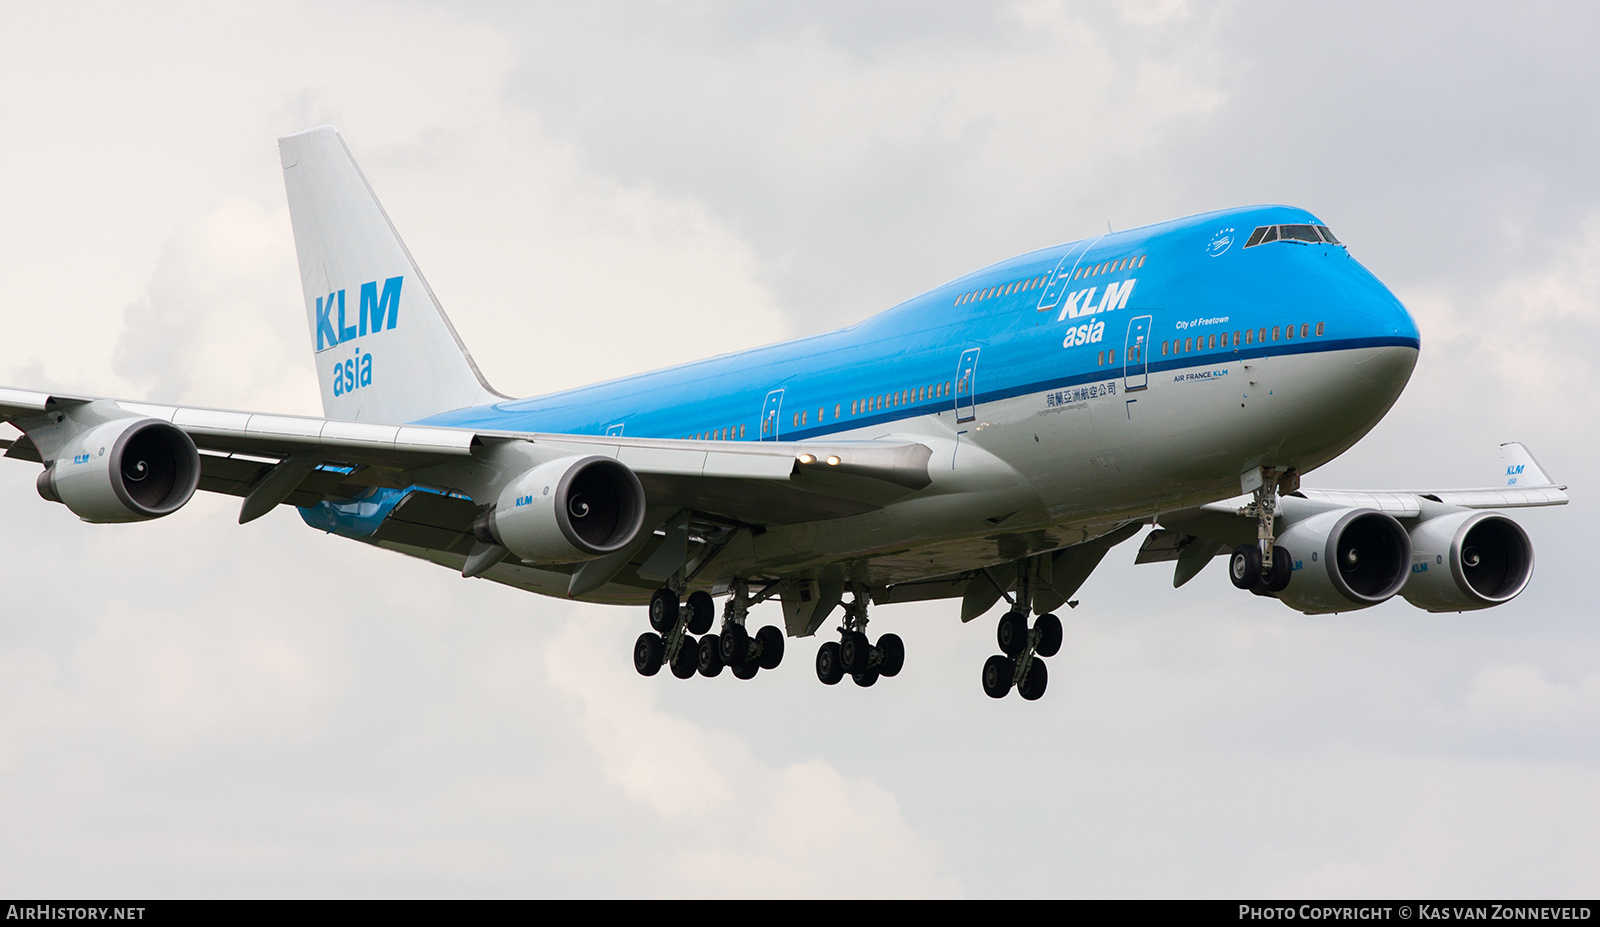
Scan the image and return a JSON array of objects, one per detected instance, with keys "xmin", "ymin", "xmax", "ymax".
[
  {"xmin": 1161, "ymin": 321, "xmax": 1326, "ymax": 357},
  {"xmin": 848, "ymin": 380, "xmax": 950, "ymax": 418},
  {"xmin": 955, "ymin": 275, "xmax": 1048, "ymax": 306},
  {"xmin": 686, "ymin": 318, "xmax": 1325, "ymax": 436},
  {"xmin": 682, "ymin": 380, "xmax": 960, "ymax": 440},
  {"xmin": 1091, "ymin": 321, "xmax": 1329, "ymax": 367},
  {"xmin": 785, "ymin": 381, "xmax": 955, "ymax": 428},
  {"xmin": 952, "ymin": 254, "xmax": 1150, "ymax": 306},
  {"xmin": 1070, "ymin": 254, "xmax": 1146, "ymax": 281},
  {"xmin": 683, "ymin": 424, "xmax": 747, "ymax": 441}
]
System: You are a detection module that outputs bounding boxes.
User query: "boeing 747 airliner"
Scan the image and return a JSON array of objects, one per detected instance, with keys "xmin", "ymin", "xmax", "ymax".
[{"xmin": 0, "ymin": 127, "xmax": 1567, "ymax": 699}]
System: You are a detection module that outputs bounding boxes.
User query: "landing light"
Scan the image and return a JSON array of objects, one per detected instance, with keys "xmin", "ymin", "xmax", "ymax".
[
  {"xmin": 797, "ymin": 454, "xmax": 816, "ymax": 464},
  {"xmin": 826, "ymin": 455, "xmax": 841, "ymax": 466}
]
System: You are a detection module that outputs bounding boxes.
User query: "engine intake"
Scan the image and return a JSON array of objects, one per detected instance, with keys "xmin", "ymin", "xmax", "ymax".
[
  {"xmin": 1401, "ymin": 511, "xmax": 1534, "ymax": 611},
  {"xmin": 476, "ymin": 455, "xmax": 647, "ymax": 563},
  {"xmin": 38, "ymin": 417, "xmax": 201, "ymax": 523},
  {"xmin": 1272, "ymin": 508, "xmax": 1413, "ymax": 613}
]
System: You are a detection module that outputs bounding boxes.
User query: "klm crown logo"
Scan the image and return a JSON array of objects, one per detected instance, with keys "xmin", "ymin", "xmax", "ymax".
[{"xmin": 316, "ymin": 276, "xmax": 403, "ymax": 351}]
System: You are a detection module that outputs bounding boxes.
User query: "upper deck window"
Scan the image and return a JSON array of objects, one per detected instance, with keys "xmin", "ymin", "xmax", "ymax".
[{"xmin": 1244, "ymin": 223, "xmax": 1343, "ymax": 249}]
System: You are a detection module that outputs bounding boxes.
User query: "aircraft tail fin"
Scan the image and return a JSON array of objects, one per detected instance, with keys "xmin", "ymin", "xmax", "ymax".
[{"xmin": 278, "ymin": 126, "xmax": 502, "ymax": 424}]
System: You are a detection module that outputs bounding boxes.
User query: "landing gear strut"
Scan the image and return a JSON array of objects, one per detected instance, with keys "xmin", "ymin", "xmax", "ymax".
[
  {"xmin": 713, "ymin": 580, "xmax": 785, "ymax": 679},
  {"xmin": 980, "ymin": 563, "xmax": 1061, "ymax": 700},
  {"xmin": 1229, "ymin": 467, "xmax": 1296, "ymax": 594},
  {"xmin": 817, "ymin": 583, "xmax": 904, "ymax": 688},
  {"xmin": 634, "ymin": 580, "xmax": 782, "ymax": 680},
  {"xmin": 635, "ymin": 584, "xmax": 697, "ymax": 678}
]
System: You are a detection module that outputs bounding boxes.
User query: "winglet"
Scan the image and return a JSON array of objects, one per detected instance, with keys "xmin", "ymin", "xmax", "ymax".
[{"xmin": 1499, "ymin": 443, "xmax": 1555, "ymax": 488}]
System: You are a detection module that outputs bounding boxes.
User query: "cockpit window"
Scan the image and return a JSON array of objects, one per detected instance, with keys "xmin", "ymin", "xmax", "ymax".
[{"xmin": 1243, "ymin": 223, "xmax": 1343, "ymax": 249}]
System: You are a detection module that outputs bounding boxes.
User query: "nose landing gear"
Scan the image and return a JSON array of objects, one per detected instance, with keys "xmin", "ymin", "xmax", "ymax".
[{"xmin": 1228, "ymin": 467, "xmax": 1298, "ymax": 595}]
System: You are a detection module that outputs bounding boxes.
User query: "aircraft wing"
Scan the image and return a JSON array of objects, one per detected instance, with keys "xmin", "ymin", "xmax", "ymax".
[
  {"xmin": 0, "ymin": 387, "xmax": 935, "ymax": 530},
  {"xmin": 1137, "ymin": 442, "xmax": 1567, "ymax": 587}
]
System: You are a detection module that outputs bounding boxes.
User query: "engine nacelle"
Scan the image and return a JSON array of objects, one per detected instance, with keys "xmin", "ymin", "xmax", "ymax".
[
  {"xmin": 1400, "ymin": 511, "xmax": 1534, "ymax": 612},
  {"xmin": 1273, "ymin": 508, "xmax": 1413, "ymax": 613},
  {"xmin": 36, "ymin": 417, "xmax": 201, "ymax": 523},
  {"xmin": 475, "ymin": 455, "xmax": 646, "ymax": 563}
]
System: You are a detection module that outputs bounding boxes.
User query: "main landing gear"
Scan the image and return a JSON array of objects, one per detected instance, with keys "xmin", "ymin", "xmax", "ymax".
[
  {"xmin": 981, "ymin": 609, "xmax": 1061, "ymax": 700},
  {"xmin": 978, "ymin": 564, "xmax": 1060, "ymax": 700},
  {"xmin": 633, "ymin": 581, "xmax": 785, "ymax": 680},
  {"xmin": 815, "ymin": 585, "xmax": 904, "ymax": 688},
  {"xmin": 1228, "ymin": 467, "xmax": 1296, "ymax": 595}
]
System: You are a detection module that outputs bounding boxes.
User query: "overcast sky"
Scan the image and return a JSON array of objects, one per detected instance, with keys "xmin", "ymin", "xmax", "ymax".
[{"xmin": 1, "ymin": 1, "xmax": 1597, "ymax": 898}]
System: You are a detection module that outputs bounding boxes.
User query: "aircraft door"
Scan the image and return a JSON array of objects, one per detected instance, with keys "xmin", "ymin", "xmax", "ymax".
[
  {"xmin": 954, "ymin": 347, "xmax": 980, "ymax": 423},
  {"xmin": 1123, "ymin": 315, "xmax": 1152, "ymax": 391},
  {"xmin": 1035, "ymin": 239, "xmax": 1097, "ymax": 314},
  {"xmin": 759, "ymin": 388, "xmax": 784, "ymax": 441}
]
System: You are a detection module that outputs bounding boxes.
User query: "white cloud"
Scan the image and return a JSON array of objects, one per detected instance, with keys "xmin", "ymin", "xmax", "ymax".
[
  {"xmin": 544, "ymin": 621, "xmax": 958, "ymax": 895},
  {"xmin": 1463, "ymin": 662, "xmax": 1600, "ymax": 735}
]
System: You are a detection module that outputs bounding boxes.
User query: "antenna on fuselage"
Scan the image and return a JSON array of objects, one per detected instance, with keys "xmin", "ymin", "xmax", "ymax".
[{"xmin": 1107, "ymin": 220, "xmax": 1114, "ymax": 233}]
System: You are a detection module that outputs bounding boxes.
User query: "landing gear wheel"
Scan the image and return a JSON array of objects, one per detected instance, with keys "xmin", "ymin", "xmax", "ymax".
[
  {"xmin": 755, "ymin": 626, "xmax": 785, "ymax": 669},
  {"xmin": 876, "ymin": 633, "xmax": 905, "ymax": 677},
  {"xmin": 997, "ymin": 610, "xmax": 1029, "ymax": 656},
  {"xmin": 816, "ymin": 641, "xmax": 844, "ymax": 685},
  {"xmin": 685, "ymin": 590, "xmax": 715, "ymax": 634},
  {"xmin": 697, "ymin": 633, "xmax": 724, "ymax": 677},
  {"xmin": 982, "ymin": 655, "xmax": 1015, "ymax": 698},
  {"xmin": 1229, "ymin": 545, "xmax": 1262, "ymax": 589},
  {"xmin": 670, "ymin": 635, "xmax": 698, "ymax": 679},
  {"xmin": 1034, "ymin": 614, "xmax": 1063, "ymax": 658},
  {"xmin": 731, "ymin": 661, "xmax": 759, "ymax": 680},
  {"xmin": 720, "ymin": 623, "xmax": 750, "ymax": 666},
  {"xmin": 649, "ymin": 588, "xmax": 679, "ymax": 632},
  {"xmin": 633, "ymin": 632, "xmax": 664, "ymax": 677},
  {"xmin": 852, "ymin": 666, "xmax": 881, "ymax": 687},
  {"xmin": 1260, "ymin": 546, "xmax": 1292, "ymax": 593},
  {"xmin": 839, "ymin": 631, "xmax": 871, "ymax": 673},
  {"xmin": 1017, "ymin": 658, "xmax": 1048, "ymax": 701}
]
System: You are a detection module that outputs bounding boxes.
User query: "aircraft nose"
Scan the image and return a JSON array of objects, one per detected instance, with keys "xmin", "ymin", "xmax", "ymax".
[{"xmin": 1308, "ymin": 260, "xmax": 1420, "ymax": 436}]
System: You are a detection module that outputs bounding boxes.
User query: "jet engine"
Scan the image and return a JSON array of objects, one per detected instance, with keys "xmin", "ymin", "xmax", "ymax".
[
  {"xmin": 1400, "ymin": 511, "xmax": 1533, "ymax": 612},
  {"xmin": 1272, "ymin": 508, "xmax": 1413, "ymax": 613},
  {"xmin": 36, "ymin": 417, "xmax": 201, "ymax": 523},
  {"xmin": 474, "ymin": 455, "xmax": 647, "ymax": 563}
]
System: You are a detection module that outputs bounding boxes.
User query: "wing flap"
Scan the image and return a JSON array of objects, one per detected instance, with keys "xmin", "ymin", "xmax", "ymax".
[
  {"xmin": 194, "ymin": 453, "xmax": 372, "ymax": 504},
  {"xmin": 367, "ymin": 490, "xmax": 479, "ymax": 554}
]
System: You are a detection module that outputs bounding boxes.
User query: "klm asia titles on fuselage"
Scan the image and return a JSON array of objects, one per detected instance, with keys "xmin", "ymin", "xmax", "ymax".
[{"xmin": 315, "ymin": 275, "xmax": 403, "ymax": 398}]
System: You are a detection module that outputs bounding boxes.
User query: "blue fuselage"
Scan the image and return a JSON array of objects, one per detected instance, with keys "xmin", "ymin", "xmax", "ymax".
[{"xmin": 418, "ymin": 205, "xmax": 1418, "ymax": 446}]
